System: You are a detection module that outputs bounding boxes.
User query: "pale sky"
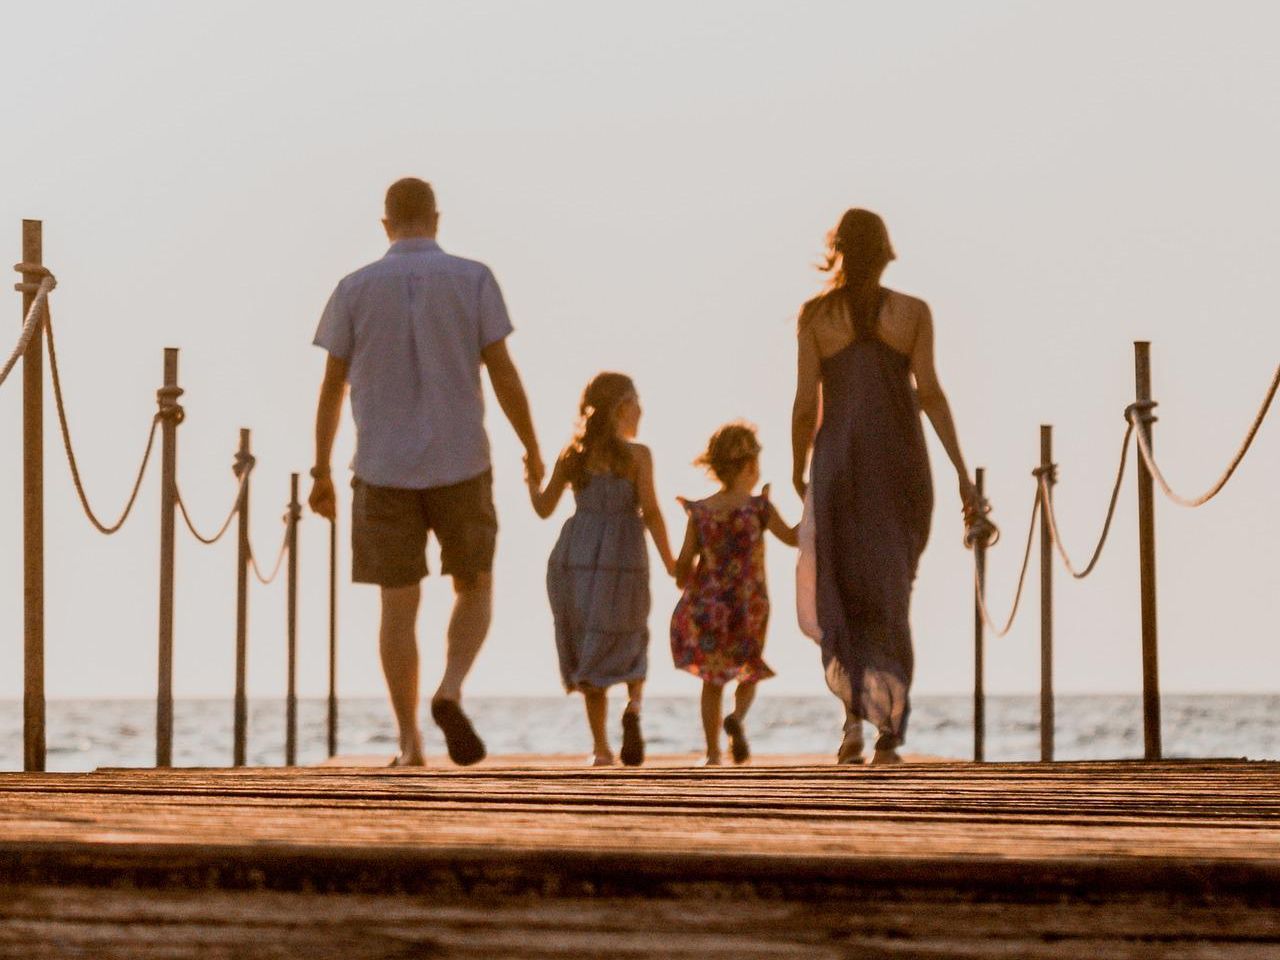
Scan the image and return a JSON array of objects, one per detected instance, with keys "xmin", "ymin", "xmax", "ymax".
[{"xmin": 3, "ymin": 1, "xmax": 1280, "ymax": 704}]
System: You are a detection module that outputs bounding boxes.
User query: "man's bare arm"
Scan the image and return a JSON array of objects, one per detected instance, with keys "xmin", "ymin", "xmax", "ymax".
[
  {"xmin": 309, "ymin": 354, "xmax": 348, "ymax": 519},
  {"xmin": 481, "ymin": 338, "xmax": 544, "ymax": 485}
]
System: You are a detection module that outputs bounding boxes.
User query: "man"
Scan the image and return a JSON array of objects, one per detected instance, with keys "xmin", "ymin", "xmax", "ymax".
[{"xmin": 309, "ymin": 177, "xmax": 543, "ymax": 766}]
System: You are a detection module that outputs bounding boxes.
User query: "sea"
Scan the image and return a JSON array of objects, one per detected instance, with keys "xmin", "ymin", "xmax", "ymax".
[{"xmin": 2, "ymin": 694, "xmax": 1278, "ymax": 771}]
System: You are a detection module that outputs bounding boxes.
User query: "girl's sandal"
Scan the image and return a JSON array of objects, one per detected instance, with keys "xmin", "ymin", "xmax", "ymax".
[
  {"xmin": 723, "ymin": 715, "xmax": 751, "ymax": 764},
  {"xmin": 620, "ymin": 710, "xmax": 645, "ymax": 767}
]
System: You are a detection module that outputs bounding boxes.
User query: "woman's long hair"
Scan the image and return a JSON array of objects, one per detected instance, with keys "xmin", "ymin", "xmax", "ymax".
[
  {"xmin": 818, "ymin": 208, "xmax": 896, "ymax": 341},
  {"xmin": 563, "ymin": 372, "xmax": 636, "ymax": 490}
]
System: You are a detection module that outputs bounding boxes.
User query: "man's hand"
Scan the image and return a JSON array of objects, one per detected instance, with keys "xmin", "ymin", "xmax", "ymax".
[
  {"xmin": 524, "ymin": 448, "xmax": 545, "ymax": 489},
  {"xmin": 309, "ymin": 477, "xmax": 336, "ymax": 520}
]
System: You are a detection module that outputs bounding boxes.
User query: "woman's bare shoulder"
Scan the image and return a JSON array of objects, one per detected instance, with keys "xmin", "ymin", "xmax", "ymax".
[{"xmin": 885, "ymin": 287, "xmax": 931, "ymax": 318}]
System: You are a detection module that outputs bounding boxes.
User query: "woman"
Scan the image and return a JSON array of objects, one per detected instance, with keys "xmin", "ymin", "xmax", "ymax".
[{"xmin": 792, "ymin": 209, "xmax": 979, "ymax": 765}]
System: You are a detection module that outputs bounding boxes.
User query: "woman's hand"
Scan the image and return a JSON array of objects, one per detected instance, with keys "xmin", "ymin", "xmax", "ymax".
[{"xmin": 958, "ymin": 473, "xmax": 981, "ymax": 515}]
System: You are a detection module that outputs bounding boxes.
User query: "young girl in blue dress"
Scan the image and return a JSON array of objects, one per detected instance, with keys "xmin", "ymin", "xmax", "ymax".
[{"xmin": 527, "ymin": 372, "xmax": 676, "ymax": 766}]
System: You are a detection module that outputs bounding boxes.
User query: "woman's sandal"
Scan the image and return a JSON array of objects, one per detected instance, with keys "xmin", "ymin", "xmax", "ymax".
[
  {"xmin": 723, "ymin": 715, "xmax": 751, "ymax": 765},
  {"xmin": 620, "ymin": 710, "xmax": 645, "ymax": 767}
]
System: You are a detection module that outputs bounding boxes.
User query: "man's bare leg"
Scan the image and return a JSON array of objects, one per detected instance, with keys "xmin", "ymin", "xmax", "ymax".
[
  {"xmin": 429, "ymin": 572, "xmax": 492, "ymax": 766},
  {"xmin": 380, "ymin": 583, "xmax": 425, "ymax": 766},
  {"xmin": 433, "ymin": 572, "xmax": 492, "ymax": 705}
]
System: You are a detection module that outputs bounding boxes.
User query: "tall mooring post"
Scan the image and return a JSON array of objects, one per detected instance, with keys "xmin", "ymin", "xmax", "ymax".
[
  {"xmin": 1133, "ymin": 342, "xmax": 1162, "ymax": 759},
  {"xmin": 1039, "ymin": 425, "xmax": 1055, "ymax": 762},
  {"xmin": 285, "ymin": 473, "xmax": 301, "ymax": 766},
  {"xmin": 233, "ymin": 428, "xmax": 252, "ymax": 767},
  {"xmin": 156, "ymin": 348, "xmax": 182, "ymax": 767},
  {"xmin": 20, "ymin": 220, "xmax": 45, "ymax": 772},
  {"xmin": 972, "ymin": 467, "xmax": 986, "ymax": 763},
  {"xmin": 327, "ymin": 518, "xmax": 338, "ymax": 758}
]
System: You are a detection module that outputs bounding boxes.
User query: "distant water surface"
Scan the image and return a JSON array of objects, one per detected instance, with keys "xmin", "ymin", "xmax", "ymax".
[{"xmin": 0, "ymin": 695, "xmax": 1276, "ymax": 771}]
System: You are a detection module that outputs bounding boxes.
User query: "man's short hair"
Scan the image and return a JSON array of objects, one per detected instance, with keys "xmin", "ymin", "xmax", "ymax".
[{"xmin": 385, "ymin": 178, "xmax": 437, "ymax": 227}]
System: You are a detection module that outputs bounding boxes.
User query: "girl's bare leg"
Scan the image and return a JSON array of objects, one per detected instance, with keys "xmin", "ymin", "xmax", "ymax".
[
  {"xmin": 700, "ymin": 682, "xmax": 724, "ymax": 763},
  {"xmin": 731, "ymin": 680, "xmax": 758, "ymax": 723},
  {"xmin": 582, "ymin": 685, "xmax": 612, "ymax": 763}
]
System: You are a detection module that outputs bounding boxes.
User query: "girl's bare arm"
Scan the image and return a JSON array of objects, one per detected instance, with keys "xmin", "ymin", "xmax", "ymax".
[
  {"xmin": 528, "ymin": 450, "xmax": 571, "ymax": 519},
  {"xmin": 674, "ymin": 513, "xmax": 699, "ymax": 588},
  {"xmin": 765, "ymin": 500, "xmax": 799, "ymax": 547},
  {"xmin": 632, "ymin": 444, "xmax": 676, "ymax": 576}
]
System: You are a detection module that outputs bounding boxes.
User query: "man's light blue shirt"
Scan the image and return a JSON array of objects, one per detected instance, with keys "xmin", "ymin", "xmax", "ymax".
[{"xmin": 313, "ymin": 238, "xmax": 513, "ymax": 489}]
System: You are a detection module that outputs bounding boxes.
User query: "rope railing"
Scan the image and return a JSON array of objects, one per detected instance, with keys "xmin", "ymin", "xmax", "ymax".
[
  {"xmin": 1126, "ymin": 366, "xmax": 1280, "ymax": 509},
  {"xmin": 10, "ymin": 235, "xmax": 339, "ymax": 773},
  {"xmin": 972, "ymin": 490, "xmax": 1040, "ymax": 638},
  {"xmin": 175, "ymin": 472, "xmax": 249, "ymax": 545},
  {"xmin": 1037, "ymin": 422, "xmax": 1134, "ymax": 580},
  {"xmin": 45, "ymin": 303, "xmax": 161, "ymax": 535},
  {"xmin": 249, "ymin": 524, "xmax": 290, "ymax": 585}
]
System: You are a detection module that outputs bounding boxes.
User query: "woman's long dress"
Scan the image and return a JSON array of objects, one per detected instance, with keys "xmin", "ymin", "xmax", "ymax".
[
  {"xmin": 547, "ymin": 473, "xmax": 650, "ymax": 691},
  {"xmin": 810, "ymin": 330, "xmax": 933, "ymax": 748}
]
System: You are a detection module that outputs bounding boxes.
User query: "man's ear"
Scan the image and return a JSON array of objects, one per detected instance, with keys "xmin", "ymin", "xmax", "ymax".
[{"xmin": 382, "ymin": 218, "xmax": 395, "ymax": 241}]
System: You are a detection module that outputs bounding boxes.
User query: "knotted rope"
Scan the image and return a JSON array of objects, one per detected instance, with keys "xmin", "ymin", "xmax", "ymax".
[
  {"xmin": 1126, "ymin": 366, "xmax": 1280, "ymax": 508},
  {"xmin": 2, "ymin": 264, "xmax": 56, "ymax": 389}
]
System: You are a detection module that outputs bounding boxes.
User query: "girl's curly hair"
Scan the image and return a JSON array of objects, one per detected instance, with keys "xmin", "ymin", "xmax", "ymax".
[
  {"xmin": 695, "ymin": 421, "xmax": 761, "ymax": 486},
  {"xmin": 563, "ymin": 372, "xmax": 636, "ymax": 490}
]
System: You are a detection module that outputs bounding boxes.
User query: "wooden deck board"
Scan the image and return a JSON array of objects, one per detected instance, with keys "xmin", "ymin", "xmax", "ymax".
[{"xmin": 2, "ymin": 758, "xmax": 1279, "ymax": 956}]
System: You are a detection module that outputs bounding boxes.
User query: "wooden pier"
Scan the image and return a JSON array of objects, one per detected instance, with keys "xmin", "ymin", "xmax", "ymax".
[{"xmin": 2, "ymin": 757, "xmax": 1279, "ymax": 957}]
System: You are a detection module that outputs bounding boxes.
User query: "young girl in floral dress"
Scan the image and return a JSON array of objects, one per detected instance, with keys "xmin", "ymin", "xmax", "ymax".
[
  {"xmin": 671, "ymin": 423, "xmax": 798, "ymax": 765},
  {"xmin": 528, "ymin": 372, "xmax": 676, "ymax": 767}
]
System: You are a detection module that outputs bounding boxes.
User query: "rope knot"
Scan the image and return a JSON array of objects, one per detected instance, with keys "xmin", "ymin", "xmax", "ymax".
[
  {"xmin": 12, "ymin": 263, "xmax": 57, "ymax": 295},
  {"xmin": 156, "ymin": 385, "xmax": 186, "ymax": 425},
  {"xmin": 1125, "ymin": 400, "xmax": 1158, "ymax": 425},
  {"xmin": 285, "ymin": 502, "xmax": 303, "ymax": 524},
  {"xmin": 1032, "ymin": 462, "xmax": 1059, "ymax": 486},
  {"xmin": 232, "ymin": 450, "xmax": 257, "ymax": 478}
]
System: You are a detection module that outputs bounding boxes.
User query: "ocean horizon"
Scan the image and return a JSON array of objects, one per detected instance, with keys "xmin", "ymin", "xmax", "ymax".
[{"xmin": 2, "ymin": 693, "xmax": 1276, "ymax": 772}]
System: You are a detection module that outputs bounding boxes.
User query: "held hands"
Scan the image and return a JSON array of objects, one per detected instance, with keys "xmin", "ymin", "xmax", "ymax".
[
  {"xmin": 792, "ymin": 469, "xmax": 807, "ymax": 500},
  {"xmin": 523, "ymin": 448, "xmax": 545, "ymax": 490}
]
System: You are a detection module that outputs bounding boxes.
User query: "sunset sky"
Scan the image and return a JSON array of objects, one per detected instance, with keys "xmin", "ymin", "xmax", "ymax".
[{"xmin": 3, "ymin": 1, "xmax": 1280, "ymax": 706}]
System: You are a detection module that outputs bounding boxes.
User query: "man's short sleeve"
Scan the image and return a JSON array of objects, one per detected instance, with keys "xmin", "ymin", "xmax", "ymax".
[
  {"xmin": 313, "ymin": 281, "xmax": 354, "ymax": 360},
  {"xmin": 477, "ymin": 267, "xmax": 514, "ymax": 349}
]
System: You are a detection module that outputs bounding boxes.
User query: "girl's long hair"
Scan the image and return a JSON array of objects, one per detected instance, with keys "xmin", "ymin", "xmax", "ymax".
[
  {"xmin": 563, "ymin": 372, "xmax": 636, "ymax": 490},
  {"xmin": 816, "ymin": 208, "xmax": 895, "ymax": 341}
]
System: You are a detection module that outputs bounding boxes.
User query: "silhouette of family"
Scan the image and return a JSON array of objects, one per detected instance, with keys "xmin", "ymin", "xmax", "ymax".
[{"xmin": 308, "ymin": 178, "xmax": 981, "ymax": 768}]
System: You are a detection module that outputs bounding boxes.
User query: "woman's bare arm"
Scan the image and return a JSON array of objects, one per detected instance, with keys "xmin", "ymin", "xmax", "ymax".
[
  {"xmin": 632, "ymin": 444, "xmax": 676, "ymax": 576},
  {"xmin": 791, "ymin": 318, "xmax": 821, "ymax": 498},
  {"xmin": 528, "ymin": 449, "xmax": 571, "ymax": 519},
  {"xmin": 674, "ymin": 513, "xmax": 699, "ymax": 588},
  {"xmin": 910, "ymin": 303, "xmax": 977, "ymax": 506}
]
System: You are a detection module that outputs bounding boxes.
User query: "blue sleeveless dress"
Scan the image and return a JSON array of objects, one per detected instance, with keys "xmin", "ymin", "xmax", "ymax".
[
  {"xmin": 812, "ymin": 333, "xmax": 933, "ymax": 748},
  {"xmin": 546, "ymin": 473, "xmax": 650, "ymax": 691}
]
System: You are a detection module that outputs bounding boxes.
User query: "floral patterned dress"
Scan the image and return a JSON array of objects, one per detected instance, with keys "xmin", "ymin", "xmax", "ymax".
[{"xmin": 670, "ymin": 495, "xmax": 776, "ymax": 686}]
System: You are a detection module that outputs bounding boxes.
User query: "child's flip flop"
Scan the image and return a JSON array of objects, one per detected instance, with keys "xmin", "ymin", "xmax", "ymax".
[
  {"xmin": 620, "ymin": 710, "xmax": 645, "ymax": 767},
  {"xmin": 430, "ymin": 699, "xmax": 486, "ymax": 766},
  {"xmin": 723, "ymin": 715, "xmax": 750, "ymax": 764}
]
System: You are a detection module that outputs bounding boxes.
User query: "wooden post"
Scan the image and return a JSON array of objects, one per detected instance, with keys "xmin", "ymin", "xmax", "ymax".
[
  {"xmin": 1039, "ymin": 425, "xmax": 1054, "ymax": 762},
  {"xmin": 285, "ymin": 473, "xmax": 300, "ymax": 766},
  {"xmin": 233, "ymin": 429, "xmax": 251, "ymax": 767},
  {"xmin": 973, "ymin": 467, "xmax": 986, "ymax": 763},
  {"xmin": 1134, "ymin": 342, "xmax": 1162, "ymax": 760},
  {"xmin": 156, "ymin": 348, "xmax": 181, "ymax": 768},
  {"xmin": 21, "ymin": 220, "xmax": 45, "ymax": 773},
  {"xmin": 327, "ymin": 517, "xmax": 338, "ymax": 758}
]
